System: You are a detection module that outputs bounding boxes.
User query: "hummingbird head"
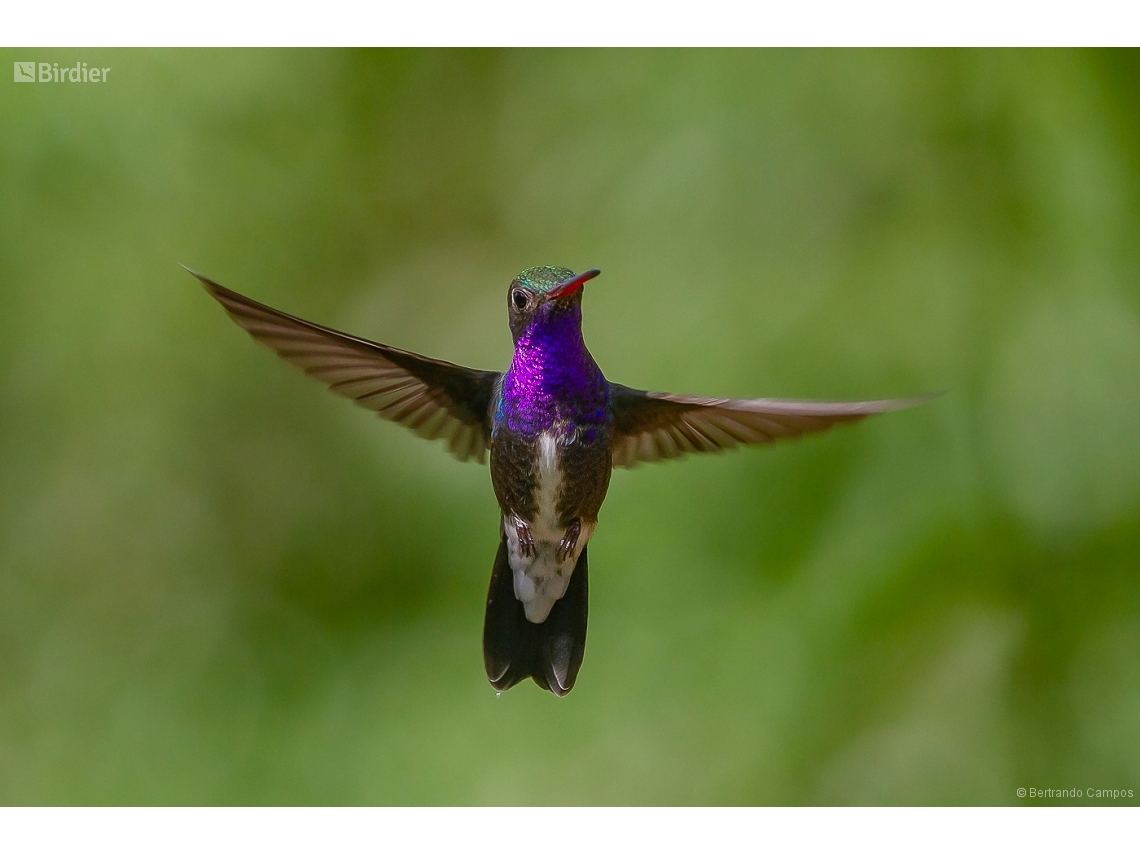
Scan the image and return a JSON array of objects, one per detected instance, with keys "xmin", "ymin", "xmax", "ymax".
[{"xmin": 507, "ymin": 266, "xmax": 600, "ymax": 342}]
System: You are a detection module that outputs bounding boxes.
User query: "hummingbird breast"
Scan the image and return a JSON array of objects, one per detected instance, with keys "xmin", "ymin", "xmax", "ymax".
[{"xmin": 491, "ymin": 317, "xmax": 612, "ymax": 623}]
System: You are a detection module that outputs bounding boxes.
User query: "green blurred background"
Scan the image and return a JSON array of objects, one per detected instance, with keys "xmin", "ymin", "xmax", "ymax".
[{"xmin": 1, "ymin": 49, "xmax": 1139, "ymax": 805}]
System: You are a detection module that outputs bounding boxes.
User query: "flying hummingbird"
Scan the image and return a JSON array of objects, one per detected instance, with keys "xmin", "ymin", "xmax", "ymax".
[{"xmin": 190, "ymin": 265, "xmax": 928, "ymax": 697}]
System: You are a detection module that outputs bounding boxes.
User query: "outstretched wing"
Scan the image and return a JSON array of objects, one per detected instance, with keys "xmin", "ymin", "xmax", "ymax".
[
  {"xmin": 190, "ymin": 267, "xmax": 500, "ymax": 463},
  {"xmin": 609, "ymin": 383, "xmax": 933, "ymax": 468}
]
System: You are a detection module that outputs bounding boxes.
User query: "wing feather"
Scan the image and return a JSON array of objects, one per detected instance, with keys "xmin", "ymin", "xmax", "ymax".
[
  {"xmin": 610, "ymin": 383, "xmax": 934, "ymax": 468},
  {"xmin": 190, "ymin": 268, "xmax": 499, "ymax": 463}
]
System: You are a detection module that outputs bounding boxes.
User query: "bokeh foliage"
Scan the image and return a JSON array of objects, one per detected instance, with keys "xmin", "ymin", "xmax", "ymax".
[{"xmin": 1, "ymin": 48, "xmax": 1139, "ymax": 804}]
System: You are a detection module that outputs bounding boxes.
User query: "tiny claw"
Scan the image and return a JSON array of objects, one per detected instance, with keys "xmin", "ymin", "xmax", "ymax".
[
  {"xmin": 556, "ymin": 519, "xmax": 581, "ymax": 563},
  {"xmin": 514, "ymin": 517, "xmax": 534, "ymax": 558}
]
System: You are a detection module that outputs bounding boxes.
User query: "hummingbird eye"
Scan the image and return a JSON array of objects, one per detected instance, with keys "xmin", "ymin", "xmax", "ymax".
[{"xmin": 511, "ymin": 290, "xmax": 527, "ymax": 311}]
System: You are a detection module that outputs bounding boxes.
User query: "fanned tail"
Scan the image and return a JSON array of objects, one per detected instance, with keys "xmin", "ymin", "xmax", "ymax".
[{"xmin": 482, "ymin": 537, "xmax": 588, "ymax": 696}]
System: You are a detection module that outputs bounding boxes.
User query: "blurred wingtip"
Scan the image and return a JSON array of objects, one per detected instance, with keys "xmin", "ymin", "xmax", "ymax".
[
  {"xmin": 180, "ymin": 263, "xmax": 223, "ymax": 296},
  {"xmin": 871, "ymin": 391, "xmax": 945, "ymax": 414},
  {"xmin": 900, "ymin": 390, "xmax": 946, "ymax": 409}
]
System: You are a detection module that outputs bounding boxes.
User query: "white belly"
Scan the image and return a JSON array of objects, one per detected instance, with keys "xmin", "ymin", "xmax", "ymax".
[{"xmin": 504, "ymin": 431, "xmax": 595, "ymax": 623}]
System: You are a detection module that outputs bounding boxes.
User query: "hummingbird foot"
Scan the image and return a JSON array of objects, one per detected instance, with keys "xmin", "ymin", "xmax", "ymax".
[
  {"xmin": 513, "ymin": 516, "xmax": 534, "ymax": 558},
  {"xmin": 555, "ymin": 519, "xmax": 581, "ymax": 564}
]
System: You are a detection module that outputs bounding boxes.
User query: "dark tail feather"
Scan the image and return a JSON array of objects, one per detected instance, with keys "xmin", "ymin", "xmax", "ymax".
[
  {"xmin": 482, "ymin": 538, "xmax": 589, "ymax": 697},
  {"xmin": 483, "ymin": 537, "xmax": 529, "ymax": 691},
  {"xmin": 539, "ymin": 545, "xmax": 589, "ymax": 694}
]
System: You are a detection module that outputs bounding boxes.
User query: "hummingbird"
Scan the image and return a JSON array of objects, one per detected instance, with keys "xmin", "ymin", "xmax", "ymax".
[{"xmin": 189, "ymin": 265, "xmax": 928, "ymax": 697}]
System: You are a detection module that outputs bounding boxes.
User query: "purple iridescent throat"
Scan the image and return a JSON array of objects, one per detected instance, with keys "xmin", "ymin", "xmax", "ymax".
[{"xmin": 496, "ymin": 302, "xmax": 609, "ymax": 438}]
